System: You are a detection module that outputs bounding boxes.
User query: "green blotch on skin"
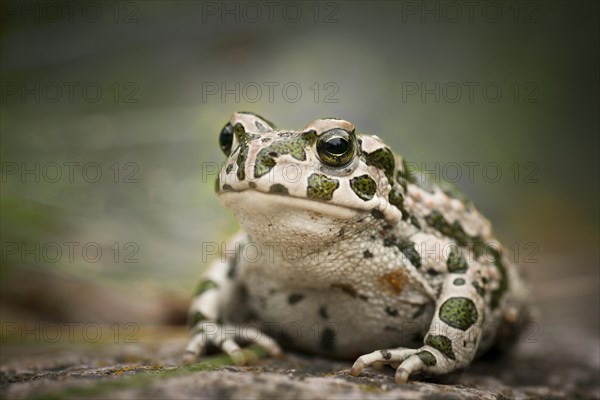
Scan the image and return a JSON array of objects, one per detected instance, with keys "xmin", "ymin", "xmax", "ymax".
[
  {"xmin": 189, "ymin": 311, "xmax": 207, "ymax": 327},
  {"xmin": 398, "ymin": 240, "xmax": 421, "ymax": 268},
  {"xmin": 425, "ymin": 335, "xmax": 456, "ymax": 360},
  {"xmin": 472, "ymin": 237, "xmax": 508, "ymax": 309},
  {"xmin": 447, "ymin": 246, "xmax": 468, "ymax": 273},
  {"xmin": 396, "ymin": 159, "xmax": 416, "ymax": 192},
  {"xmin": 194, "ymin": 280, "xmax": 219, "ymax": 296},
  {"xmin": 365, "ymin": 147, "xmax": 395, "ymax": 184},
  {"xmin": 307, "ymin": 173, "xmax": 340, "ymax": 201},
  {"xmin": 425, "ymin": 212, "xmax": 508, "ymax": 309},
  {"xmin": 388, "ymin": 189, "xmax": 409, "ymax": 220},
  {"xmin": 350, "ymin": 175, "xmax": 377, "ymax": 201},
  {"xmin": 254, "ymin": 130, "xmax": 317, "ymax": 178},
  {"xmin": 236, "ymin": 143, "xmax": 249, "ymax": 181},
  {"xmin": 397, "ymin": 161, "xmax": 436, "ymax": 193},
  {"xmin": 425, "ymin": 211, "xmax": 469, "ymax": 247},
  {"xmin": 269, "ymin": 184, "xmax": 289, "ymax": 194},
  {"xmin": 254, "ymin": 155, "xmax": 276, "ymax": 178},
  {"xmin": 416, "ymin": 350, "xmax": 437, "ymax": 366},
  {"xmin": 439, "ymin": 297, "xmax": 479, "ymax": 331}
]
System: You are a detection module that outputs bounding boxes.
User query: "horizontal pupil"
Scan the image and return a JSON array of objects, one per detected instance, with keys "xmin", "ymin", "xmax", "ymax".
[{"xmin": 324, "ymin": 137, "xmax": 349, "ymax": 155}]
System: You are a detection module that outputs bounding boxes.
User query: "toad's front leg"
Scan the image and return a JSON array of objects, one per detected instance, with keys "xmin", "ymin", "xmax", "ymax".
[
  {"xmin": 183, "ymin": 240, "xmax": 282, "ymax": 365},
  {"xmin": 351, "ymin": 268, "xmax": 486, "ymax": 383}
]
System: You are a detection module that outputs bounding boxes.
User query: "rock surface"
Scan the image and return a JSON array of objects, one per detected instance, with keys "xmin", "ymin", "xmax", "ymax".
[{"xmin": 1, "ymin": 323, "xmax": 598, "ymax": 400}]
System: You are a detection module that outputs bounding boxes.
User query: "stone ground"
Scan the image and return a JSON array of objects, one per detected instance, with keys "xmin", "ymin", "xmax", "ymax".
[{"xmin": 1, "ymin": 322, "xmax": 598, "ymax": 400}]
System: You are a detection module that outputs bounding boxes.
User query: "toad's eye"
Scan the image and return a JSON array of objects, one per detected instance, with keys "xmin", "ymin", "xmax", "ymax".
[
  {"xmin": 219, "ymin": 122, "xmax": 234, "ymax": 156},
  {"xmin": 316, "ymin": 128, "xmax": 356, "ymax": 167}
]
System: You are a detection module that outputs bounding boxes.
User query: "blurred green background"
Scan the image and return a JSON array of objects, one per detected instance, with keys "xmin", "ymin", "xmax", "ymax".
[{"xmin": 1, "ymin": 1, "xmax": 598, "ymax": 343}]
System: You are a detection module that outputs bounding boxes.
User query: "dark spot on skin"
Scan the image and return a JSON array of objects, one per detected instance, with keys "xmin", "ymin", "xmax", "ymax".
[
  {"xmin": 215, "ymin": 175, "xmax": 220, "ymax": 193},
  {"xmin": 358, "ymin": 294, "xmax": 369, "ymax": 301},
  {"xmin": 388, "ymin": 189, "xmax": 410, "ymax": 220},
  {"xmin": 472, "ymin": 281, "xmax": 485, "ymax": 297},
  {"xmin": 381, "ymin": 235, "xmax": 421, "ymax": 269},
  {"xmin": 447, "ymin": 246, "xmax": 468, "ymax": 273},
  {"xmin": 226, "ymin": 164, "xmax": 234, "ymax": 174},
  {"xmin": 269, "ymin": 184, "xmax": 289, "ymax": 194},
  {"xmin": 239, "ymin": 285, "xmax": 248, "ymax": 301},
  {"xmin": 371, "ymin": 209, "xmax": 385, "ymax": 219},
  {"xmin": 222, "ymin": 184, "xmax": 234, "ymax": 192},
  {"xmin": 453, "ymin": 278, "xmax": 466, "ymax": 286},
  {"xmin": 227, "ymin": 258, "xmax": 237, "ymax": 279},
  {"xmin": 383, "ymin": 236, "xmax": 396, "ymax": 247},
  {"xmin": 398, "ymin": 240, "xmax": 421, "ymax": 268},
  {"xmin": 254, "ymin": 121, "xmax": 267, "ymax": 132},
  {"xmin": 337, "ymin": 228, "xmax": 345, "ymax": 237},
  {"xmin": 350, "ymin": 175, "xmax": 377, "ymax": 201},
  {"xmin": 463, "ymin": 341, "xmax": 467, "ymax": 347},
  {"xmin": 269, "ymin": 152, "xmax": 278, "ymax": 157},
  {"xmin": 248, "ymin": 182, "xmax": 257, "ymax": 189},
  {"xmin": 416, "ymin": 350, "xmax": 437, "ymax": 366},
  {"xmin": 320, "ymin": 327, "xmax": 336, "ymax": 352},
  {"xmin": 278, "ymin": 330, "xmax": 295, "ymax": 348},
  {"xmin": 363, "ymin": 250, "xmax": 373, "ymax": 258},
  {"xmin": 288, "ymin": 293, "xmax": 305, "ymax": 305},
  {"xmin": 439, "ymin": 297, "xmax": 479, "ymax": 331},
  {"xmin": 380, "ymin": 350, "xmax": 392, "ymax": 360},
  {"xmin": 385, "ymin": 306, "xmax": 399, "ymax": 317},
  {"xmin": 410, "ymin": 215, "xmax": 421, "ymax": 228},
  {"xmin": 427, "ymin": 269, "xmax": 440, "ymax": 276},
  {"xmin": 319, "ymin": 306, "xmax": 329, "ymax": 319},
  {"xmin": 412, "ymin": 304, "xmax": 429, "ymax": 319},
  {"xmin": 425, "ymin": 334, "xmax": 456, "ymax": 360},
  {"xmin": 261, "ymin": 137, "xmax": 270, "ymax": 143},
  {"xmin": 331, "ymin": 283, "xmax": 357, "ymax": 298}
]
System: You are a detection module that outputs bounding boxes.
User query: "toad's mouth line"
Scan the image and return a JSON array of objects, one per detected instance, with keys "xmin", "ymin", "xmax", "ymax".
[{"xmin": 218, "ymin": 189, "xmax": 367, "ymax": 220}]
